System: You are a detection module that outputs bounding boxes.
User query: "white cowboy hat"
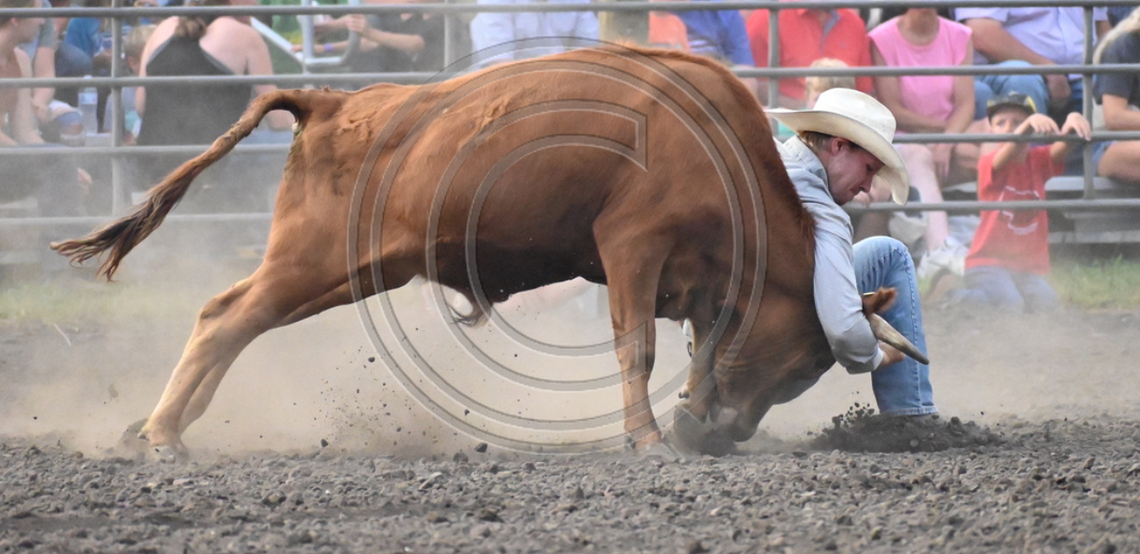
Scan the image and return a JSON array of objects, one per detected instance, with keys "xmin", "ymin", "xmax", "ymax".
[{"xmin": 767, "ymin": 88, "xmax": 910, "ymax": 205}]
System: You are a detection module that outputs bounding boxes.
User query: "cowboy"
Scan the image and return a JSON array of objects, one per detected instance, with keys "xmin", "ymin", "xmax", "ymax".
[{"xmin": 768, "ymin": 88, "xmax": 938, "ymax": 420}]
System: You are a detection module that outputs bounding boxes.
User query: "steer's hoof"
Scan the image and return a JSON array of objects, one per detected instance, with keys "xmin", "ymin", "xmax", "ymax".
[
  {"xmin": 148, "ymin": 444, "xmax": 189, "ymax": 464},
  {"xmin": 673, "ymin": 405, "xmax": 709, "ymax": 453},
  {"xmin": 673, "ymin": 406, "xmax": 738, "ymax": 457},
  {"xmin": 114, "ymin": 419, "xmax": 150, "ymax": 460},
  {"xmin": 636, "ymin": 440, "xmax": 680, "ymax": 462},
  {"xmin": 700, "ymin": 431, "xmax": 739, "ymax": 457}
]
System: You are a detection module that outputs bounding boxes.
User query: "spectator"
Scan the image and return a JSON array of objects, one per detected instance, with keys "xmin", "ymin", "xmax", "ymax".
[
  {"xmin": 126, "ymin": 0, "xmax": 163, "ymax": 28},
  {"xmin": 668, "ymin": 0, "xmax": 756, "ymax": 95},
  {"xmin": 647, "ymin": 4, "xmax": 688, "ymax": 52},
  {"xmin": 135, "ymin": 0, "xmax": 294, "ymax": 209},
  {"xmin": 869, "ymin": 7, "xmax": 975, "ymax": 278},
  {"xmin": 104, "ymin": 23, "xmax": 155, "ymax": 144},
  {"xmin": 1108, "ymin": 5, "xmax": 1138, "ymax": 27},
  {"xmin": 1092, "ymin": 7, "xmax": 1140, "ymax": 184},
  {"xmin": 952, "ymin": 95, "xmax": 1090, "ymax": 312},
  {"xmin": 861, "ymin": 6, "xmax": 953, "ymax": 30},
  {"xmin": 343, "ymin": 8, "xmax": 445, "ymax": 74},
  {"xmin": 306, "ymin": 0, "xmax": 466, "ymax": 80},
  {"xmin": 470, "ymin": 0, "xmax": 598, "ymax": 67},
  {"xmin": 804, "ymin": 58, "xmax": 854, "ymax": 109},
  {"xmin": 670, "ymin": 0, "xmax": 750, "ymax": 65},
  {"xmin": 41, "ymin": 0, "xmax": 95, "ymax": 112},
  {"xmin": 746, "ymin": 2, "xmax": 872, "ymax": 108},
  {"xmin": 956, "ymin": 7, "xmax": 1111, "ymax": 122},
  {"xmin": 20, "ymin": 0, "xmax": 84, "ymax": 145},
  {"xmin": 64, "ymin": 0, "xmax": 111, "ymax": 75},
  {"xmin": 0, "ymin": 0, "xmax": 86, "ymax": 217}
]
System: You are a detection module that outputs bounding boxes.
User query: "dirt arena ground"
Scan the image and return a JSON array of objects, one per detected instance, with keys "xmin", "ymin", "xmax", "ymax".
[{"xmin": 2, "ymin": 257, "xmax": 1139, "ymax": 553}]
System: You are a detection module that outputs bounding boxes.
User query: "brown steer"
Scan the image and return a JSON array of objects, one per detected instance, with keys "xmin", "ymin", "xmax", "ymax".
[{"xmin": 54, "ymin": 46, "xmax": 923, "ymax": 458}]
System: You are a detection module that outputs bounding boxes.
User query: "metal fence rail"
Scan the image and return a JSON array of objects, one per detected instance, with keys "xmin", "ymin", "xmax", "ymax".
[{"xmin": 0, "ymin": 0, "xmax": 1137, "ymax": 233}]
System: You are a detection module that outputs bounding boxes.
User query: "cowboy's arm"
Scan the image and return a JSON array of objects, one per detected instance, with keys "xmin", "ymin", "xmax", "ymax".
[
  {"xmin": 791, "ymin": 166, "xmax": 883, "ymax": 374},
  {"xmin": 813, "ymin": 216, "xmax": 884, "ymax": 373}
]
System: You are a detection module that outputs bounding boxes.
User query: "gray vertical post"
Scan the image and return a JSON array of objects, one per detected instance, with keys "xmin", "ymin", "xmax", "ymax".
[
  {"xmin": 111, "ymin": 0, "xmax": 127, "ymax": 214},
  {"xmin": 444, "ymin": 0, "xmax": 454, "ymax": 67},
  {"xmin": 1082, "ymin": 5, "xmax": 1095, "ymax": 199},
  {"xmin": 766, "ymin": 4, "xmax": 778, "ymax": 111}
]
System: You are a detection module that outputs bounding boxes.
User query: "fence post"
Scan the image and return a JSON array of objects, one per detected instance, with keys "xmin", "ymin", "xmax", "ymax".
[
  {"xmin": 598, "ymin": 0, "xmax": 647, "ymax": 45},
  {"xmin": 766, "ymin": 5, "xmax": 778, "ymax": 109},
  {"xmin": 1081, "ymin": 5, "xmax": 1096, "ymax": 199},
  {"xmin": 110, "ymin": 0, "xmax": 127, "ymax": 215}
]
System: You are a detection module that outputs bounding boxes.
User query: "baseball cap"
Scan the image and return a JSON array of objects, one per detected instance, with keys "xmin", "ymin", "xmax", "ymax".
[{"xmin": 985, "ymin": 93, "xmax": 1037, "ymax": 120}]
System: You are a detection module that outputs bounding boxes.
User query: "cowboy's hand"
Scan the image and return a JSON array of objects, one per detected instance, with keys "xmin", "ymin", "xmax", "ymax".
[
  {"xmin": 878, "ymin": 342, "xmax": 905, "ymax": 367},
  {"xmin": 1045, "ymin": 73, "xmax": 1071, "ymax": 107},
  {"xmin": 345, "ymin": 14, "xmax": 369, "ymax": 34},
  {"xmin": 1061, "ymin": 112, "xmax": 1092, "ymax": 141},
  {"xmin": 1019, "ymin": 113, "xmax": 1060, "ymax": 136}
]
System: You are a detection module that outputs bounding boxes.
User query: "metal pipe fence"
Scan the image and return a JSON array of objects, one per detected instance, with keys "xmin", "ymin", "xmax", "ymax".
[{"xmin": 0, "ymin": 0, "xmax": 1137, "ymax": 233}]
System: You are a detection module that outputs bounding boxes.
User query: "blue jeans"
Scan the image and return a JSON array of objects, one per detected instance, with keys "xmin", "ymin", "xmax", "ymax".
[
  {"xmin": 954, "ymin": 265, "xmax": 1058, "ymax": 313},
  {"xmin": 853, "ymin": 236, "xmax": 937, "ymax": 417},
  {"xmin": 973, "ymin": 60, "xmax": 1050, "ymax": 120}
]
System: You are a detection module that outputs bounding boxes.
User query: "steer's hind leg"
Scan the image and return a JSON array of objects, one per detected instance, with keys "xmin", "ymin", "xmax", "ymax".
[
  {"xmin": 139, "ymin": 268, "xmax": 348, "ymax": 456},
  {"xmin": 175, "ymin": 282, "xmax": 358, "ymax": 435},
  {"xmin": 168, "ymin": 250, "xmax": 424, "ymax": 451}
]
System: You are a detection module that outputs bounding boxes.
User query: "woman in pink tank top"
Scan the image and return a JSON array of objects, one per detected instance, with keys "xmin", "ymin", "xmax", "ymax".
[{"xmin": 869, "ymin": 8, "xmax": 977, "ymax": 279}]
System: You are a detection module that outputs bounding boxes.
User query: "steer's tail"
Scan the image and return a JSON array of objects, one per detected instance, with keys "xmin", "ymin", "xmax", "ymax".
[{"xmin": 52, "ymin": 89, "xmax": 334, "ymax": 280}]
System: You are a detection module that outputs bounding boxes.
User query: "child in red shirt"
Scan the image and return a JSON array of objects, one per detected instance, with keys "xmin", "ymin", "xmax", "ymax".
[{"xmin": 954, "ymin": 93, "xmax": 1091, "ymax": 312}]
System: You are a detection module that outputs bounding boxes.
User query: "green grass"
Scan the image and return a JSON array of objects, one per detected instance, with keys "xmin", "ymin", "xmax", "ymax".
[
  {"xmin": 0, "ymin": 281, "xmax": 207, "ymax": 325},
  {"xmin": 1050, "ymin": 256, "xmax": 1140, "ymax": 310},
  {"xmin": 5, "ymin": 256, "xmax": 1140, "ymax": 325}
]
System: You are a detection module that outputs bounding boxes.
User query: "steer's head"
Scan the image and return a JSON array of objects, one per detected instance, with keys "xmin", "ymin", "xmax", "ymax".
[{"xmin": 673, "ymin": 287, "xmax": 927, "ymax": 456}]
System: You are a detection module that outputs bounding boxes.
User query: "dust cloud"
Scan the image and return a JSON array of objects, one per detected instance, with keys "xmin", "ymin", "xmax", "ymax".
[{"xmin": 2, "ymin": 221, "xmax": 1138, "ymax": 460}]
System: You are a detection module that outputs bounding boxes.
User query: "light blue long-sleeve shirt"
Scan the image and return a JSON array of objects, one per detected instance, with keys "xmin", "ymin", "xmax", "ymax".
[
  {"xmin": 470, "ymin": 0, "xmax": 600, "ymax": 67},
  {"xmin": 777, "ymin": 137, "xmax": 883, "ymax": 374}
]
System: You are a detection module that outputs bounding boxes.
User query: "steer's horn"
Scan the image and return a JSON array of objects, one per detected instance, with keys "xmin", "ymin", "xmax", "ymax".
[{"xmin": 868, "ymin": 313, "xmax": 930, "ymax": 365}]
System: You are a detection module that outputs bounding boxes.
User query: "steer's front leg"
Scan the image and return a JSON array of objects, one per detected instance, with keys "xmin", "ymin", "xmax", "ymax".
[
  {"xmin": 613, "ymin": 320, "xmax": 662, "ymax": 448},
  {"xmin": 601, "ymin": 239, "xmax": 669, "ymax": 450}
]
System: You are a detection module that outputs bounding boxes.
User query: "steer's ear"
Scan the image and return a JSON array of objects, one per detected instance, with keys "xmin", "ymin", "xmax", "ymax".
[{"xmin": 861, "ymin": 288, "xmax": 897, "ymax": 315}]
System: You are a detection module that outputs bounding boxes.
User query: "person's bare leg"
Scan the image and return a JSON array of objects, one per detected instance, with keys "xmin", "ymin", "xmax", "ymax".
[
  {"xmin": 948, "ymin": 119, "xmax": 990, "ymax": 185},
  {"xmin": 1098, "ymin": 141, "xmax": 1140, "ymax": 183},
  {"xmin": 898, "ymin": 144, "xmax": 949, "ymax": 249}
]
